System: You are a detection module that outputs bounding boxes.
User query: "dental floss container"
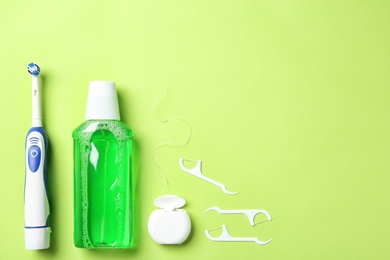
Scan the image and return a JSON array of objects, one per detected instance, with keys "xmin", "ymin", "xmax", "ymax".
[{"xmin": 148, "ymin": 195, "xmax": 191, "ymax": 244}]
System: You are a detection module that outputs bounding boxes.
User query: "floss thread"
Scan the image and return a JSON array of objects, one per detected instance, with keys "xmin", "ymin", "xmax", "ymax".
[{"xmin": 151, "ymin": 88, "xmax": 192, "ymax": 195}]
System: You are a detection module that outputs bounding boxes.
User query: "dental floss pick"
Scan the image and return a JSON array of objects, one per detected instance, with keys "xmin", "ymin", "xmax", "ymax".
[
  {"xmin": 204, "ymin": 208, "xmax": 272, "ymax": 245},
  {"xmin": 205, "ymin": 225, "xmax": 272, "ymax": 245},
  {"xmin": 205, "ymin": 207, "xmax": 272, "ymax": 226},
  {"xmin": 179, "ymin": 158, "xmax": 238, "ymax": 195},
  {"xmin": 148, "ymin": 89, "xmax": 192, "ymax": 244},
  {"xmin": 207, "ymin": 218, "xmax": 272, "ymax": 231},
  {"xmin": 24, "ymin": 63, "xmax": 51, "ymax": 250}
]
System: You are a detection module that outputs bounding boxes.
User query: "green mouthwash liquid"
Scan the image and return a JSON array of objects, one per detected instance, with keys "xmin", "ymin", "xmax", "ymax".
[{"xmin": 73, "ymin": 81, "xmax": 134, "ymax": 248}]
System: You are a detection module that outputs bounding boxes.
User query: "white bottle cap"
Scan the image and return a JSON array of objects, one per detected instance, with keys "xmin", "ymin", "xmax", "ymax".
[
  {"xmin": 85, "ymin": 81, "xmax": 120, "ymax": 120},
  {"xmin": 25, "ymin": 227, "xmax": 51, "ymax": 250}
]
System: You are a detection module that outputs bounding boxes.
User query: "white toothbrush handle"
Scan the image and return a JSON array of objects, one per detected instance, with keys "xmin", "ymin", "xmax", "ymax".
[
  {"xmin": 31, "ymin": 76, "xmax": 42, "ymax": 126},
  {"xmin": 24, "ymin": 128, "xmax": 51, "ymax": 250}
]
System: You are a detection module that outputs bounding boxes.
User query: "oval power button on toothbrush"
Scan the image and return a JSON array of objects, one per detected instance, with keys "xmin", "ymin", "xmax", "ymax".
[
  {"xmin": 28, "ymin": 146, "xmax": 41, "ymax": 173},
  {"xmin": 148, "ymin": 195, "xmax": 191, "ymax": 244}
]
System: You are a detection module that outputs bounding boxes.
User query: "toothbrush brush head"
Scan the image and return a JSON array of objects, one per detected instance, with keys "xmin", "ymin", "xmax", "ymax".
[{"xmin": 27, "ymin": 63, "xmax": 40, "ymax": 76}]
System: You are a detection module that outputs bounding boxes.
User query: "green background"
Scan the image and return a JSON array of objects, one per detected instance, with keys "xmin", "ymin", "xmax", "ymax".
[{"xmin": 1, "ymin": 1, "xmax": 390, "ymax": 259}]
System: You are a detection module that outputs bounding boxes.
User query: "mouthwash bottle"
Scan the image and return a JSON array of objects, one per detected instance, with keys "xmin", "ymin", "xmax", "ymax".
[{"xmin": 73, "ymin": 81, "xmax": 133, "ymax": 248}]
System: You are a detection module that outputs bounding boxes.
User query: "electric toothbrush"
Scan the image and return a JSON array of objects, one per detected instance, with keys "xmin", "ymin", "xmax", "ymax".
[{"xmin": 24, "ymin": 63, "xmax": 51, "ymax": 250}]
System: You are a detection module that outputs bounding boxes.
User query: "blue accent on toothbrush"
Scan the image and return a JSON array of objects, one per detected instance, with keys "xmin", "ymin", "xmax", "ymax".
[
  {"xmin": 25, "ymin": 226, "xmax": 49, "ymax": 229},
  {"xmin": 26, "ymin": 126, "xmax": 49, "ymax": 197},
  {"xmin": 27, "ymin": 63, "xmax": 40, "ymax": 76},
  {"xmin": 28, "ymin": 145, "xmax": 41, "ymax": 173}
]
